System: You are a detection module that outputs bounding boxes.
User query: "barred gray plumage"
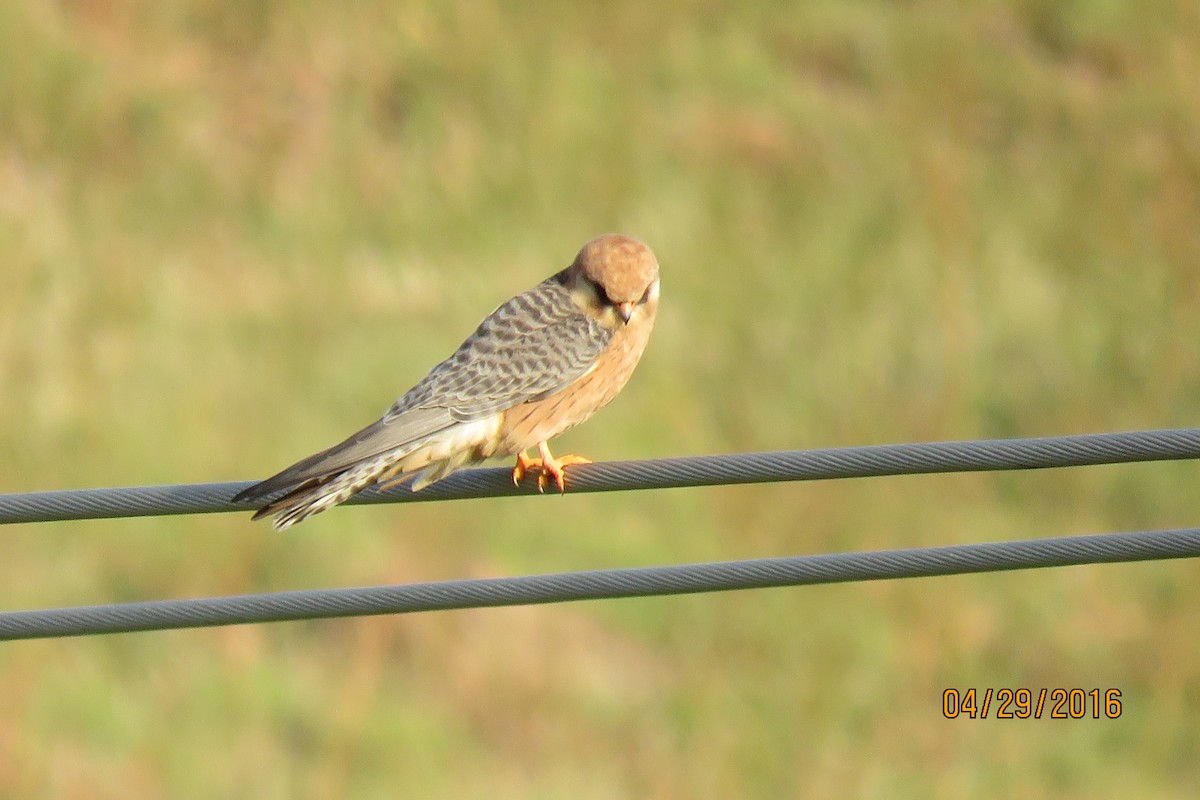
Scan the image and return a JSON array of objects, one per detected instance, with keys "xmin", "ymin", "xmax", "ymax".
[{"xmin": 390, "ymin": 273, "xmax": 613, "ymax": 422}]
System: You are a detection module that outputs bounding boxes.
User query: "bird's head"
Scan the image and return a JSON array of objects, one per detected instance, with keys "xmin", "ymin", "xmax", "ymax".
[{"xmin": 567, "ymin": 233, "xmax": 660, "ymax": 329}]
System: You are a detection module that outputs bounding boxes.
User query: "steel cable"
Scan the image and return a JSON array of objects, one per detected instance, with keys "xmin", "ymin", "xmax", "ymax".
[
  {"xmin": 2, "ymin": 528, "xmax": 1199, "ymax": 640},
  {"xmin": 3, "ymin": 428, "xmax": 1199, "ymax": 524}
]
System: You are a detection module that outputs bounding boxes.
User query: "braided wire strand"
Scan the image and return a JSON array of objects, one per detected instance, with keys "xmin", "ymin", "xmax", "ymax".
[
  {"xmin": 3, "ymin": 428, "xmax": 1199, "ymax": 524},
  {"xmin": 2, "ymin": 528, "xmax": 1199, "ymax": 640}
]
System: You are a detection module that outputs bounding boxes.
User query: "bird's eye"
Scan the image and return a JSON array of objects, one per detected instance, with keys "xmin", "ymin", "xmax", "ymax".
[{"xmin": 589, "ymin": 279, "xmax": 620, "ymax": 307}]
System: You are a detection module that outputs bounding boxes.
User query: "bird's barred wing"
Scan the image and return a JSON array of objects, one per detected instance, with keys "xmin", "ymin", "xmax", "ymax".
[
  {"xmin": 385, "ymin": 274, "xmax": 612, "ymax": 423},
  {"xmin": 234, "ymin": 275, "xmax": 609, "ymax": 504}
]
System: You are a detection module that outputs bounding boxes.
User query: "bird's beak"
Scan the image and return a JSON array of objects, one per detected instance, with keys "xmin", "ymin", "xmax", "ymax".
[{"xmin": 615, "ymin": 302, "xmax": 634, "ymax": 323}]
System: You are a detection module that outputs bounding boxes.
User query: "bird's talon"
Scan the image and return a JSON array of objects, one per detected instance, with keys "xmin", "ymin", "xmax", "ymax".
[
  {"xmin": 511, "ymin": 452, "xmax": 532, "ymax": 487},
  {"xmin": 512, "ymin": 452, "xmax": 592, "ymax": 493}
]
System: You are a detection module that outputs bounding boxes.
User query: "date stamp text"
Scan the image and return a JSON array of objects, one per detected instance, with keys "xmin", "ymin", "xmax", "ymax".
[{"xmin": 942, "ymin": 688, "xmax": 1122, "ymax": 719}]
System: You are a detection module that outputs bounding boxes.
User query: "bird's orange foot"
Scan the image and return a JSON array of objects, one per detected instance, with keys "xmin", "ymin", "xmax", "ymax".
[{"xmin": 512, "ymin": 450, "xmax": 592, "ymax": 493}]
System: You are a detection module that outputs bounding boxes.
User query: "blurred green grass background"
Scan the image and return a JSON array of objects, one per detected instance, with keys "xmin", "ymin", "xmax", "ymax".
[{"xmin": 2, "ymin": 0, "xmax": 1199, "ymax": 796}]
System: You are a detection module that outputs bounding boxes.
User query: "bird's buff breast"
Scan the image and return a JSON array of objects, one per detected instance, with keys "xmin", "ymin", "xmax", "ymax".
[{"xmin": 491, "ymin": 310, "xmax": 656, "ymax": 456}]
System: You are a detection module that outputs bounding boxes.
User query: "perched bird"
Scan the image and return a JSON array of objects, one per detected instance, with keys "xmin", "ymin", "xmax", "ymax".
[{"xmin": 233, "ymin": 233, "xmax": 660, "ymax": 530}]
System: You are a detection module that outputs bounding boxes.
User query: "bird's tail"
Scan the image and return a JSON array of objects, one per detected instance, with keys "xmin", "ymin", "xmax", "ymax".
[
  {"xmin": 246, "ymin": 454, "xmax": 400, "ymax": 530},
  {"xmin": 235, "ymin": 440, "xmax": 478, "ymax": 531}
]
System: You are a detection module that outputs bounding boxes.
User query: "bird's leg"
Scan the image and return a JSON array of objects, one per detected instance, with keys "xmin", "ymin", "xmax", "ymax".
[{"xmin": 511, "ymin": 442, "xmax": 592, "ymax": 492}]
